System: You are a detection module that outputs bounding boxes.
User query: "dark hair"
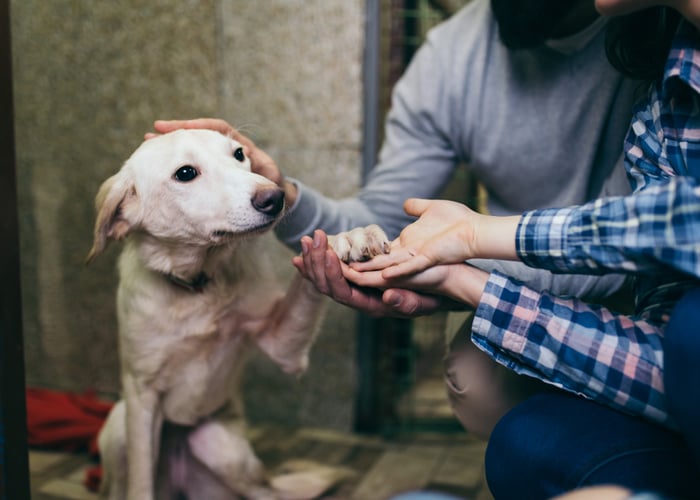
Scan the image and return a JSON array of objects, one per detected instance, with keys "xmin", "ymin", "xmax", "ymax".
[
  {"xmin": 491, "ymin": 0, "xmax": 581, "ymax": 50},
  {"xmin": 605, "ymin": 7, "xmax": 683, "ymax": 81}
]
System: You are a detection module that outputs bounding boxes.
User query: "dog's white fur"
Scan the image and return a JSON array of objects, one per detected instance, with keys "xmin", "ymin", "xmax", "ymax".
[{"xmin": 87, "ymin": 129, "xmax": 388, "ymax": 500}]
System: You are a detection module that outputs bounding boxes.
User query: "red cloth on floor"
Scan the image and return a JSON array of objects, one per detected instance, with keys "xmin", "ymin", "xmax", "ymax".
[
  {"xmin": 26, "ymin": 387, "xmax": 113, "ymax": 454},
  {"xmin": 26, "ymin": 387, "xmax": 113, "ymax": 492},
  {"xmin": 84, "ymin": 464, "xmax": 103, "ymax": 493}
]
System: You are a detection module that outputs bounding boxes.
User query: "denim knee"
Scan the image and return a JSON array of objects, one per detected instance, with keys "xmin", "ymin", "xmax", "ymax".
[
  {"xmin": 664, "ymin": 287, "xmax": 700, "ymax": 355},
  {"xmin": 664, "ymin": 287, "xmax": 700, "ymax": 467},
  {"xmin": 389, "ymin": 492, "xmax": 464, "ymax": 500},
  {"xmin": 484, "ymin": 392, "xmax": 696, "ymax": 500},
  {"xmin": 443, "ymin": 326, "xmax": 546, "ymax": 440}
]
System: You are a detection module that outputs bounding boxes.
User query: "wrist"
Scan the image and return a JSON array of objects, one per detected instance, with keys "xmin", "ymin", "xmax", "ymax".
[
  {"xmin": 475, "ymin": 214, "xmax": 519, "ymax": 260},
  {"xmin": 442, "ymin": 264, "xmax": 489, "ymax": 308}
]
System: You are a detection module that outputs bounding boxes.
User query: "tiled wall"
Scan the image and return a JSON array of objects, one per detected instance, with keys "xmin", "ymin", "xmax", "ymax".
[{"xmin": 12, "ymin": 0, "xmax": 365, "ymax": 430}]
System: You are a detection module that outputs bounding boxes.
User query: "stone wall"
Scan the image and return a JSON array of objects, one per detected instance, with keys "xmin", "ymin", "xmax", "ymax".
[{"xmin": 12, "ymin": 0, "xmax": 365, "ymax": 430}]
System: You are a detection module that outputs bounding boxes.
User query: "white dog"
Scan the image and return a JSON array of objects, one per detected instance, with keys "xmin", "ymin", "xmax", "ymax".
[{"xmin": 87, "ymin": 129, "xmax": 388, "ymax": 500}]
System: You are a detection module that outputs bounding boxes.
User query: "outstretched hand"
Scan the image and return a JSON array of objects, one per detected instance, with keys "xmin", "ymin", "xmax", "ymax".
[
  {"xmin": 352, "ymin": 198, "xmax": 519, "ymax": 279},
  {"xmin": 342, "ymin": 258, "xmax": 489, "ymax": 309},
  {"xmin": 352, "ymin": 199, "xmax": 480, "ymax": 278},
  {"xmin": 293, "ymin": 230, "xmax": 460, "ymax": 318}
]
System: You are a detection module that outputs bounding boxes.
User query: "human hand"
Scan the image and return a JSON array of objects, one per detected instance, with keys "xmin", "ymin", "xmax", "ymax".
[
  {"xmin": 351, "ymin": 199, "xmax": 479, "ymax": 278},
  {"xmin": 343, "ymin": 260, "xmax": 488, "ymax": 309},
  {"xmin": 293, "ymin": 230, "xmax": 457, "ymax": 318},
  {"xmin": 148, "ymin": 119, "xmax": 296, "ymax": 203},
  {"xmin": 146, "ymin": 117, "xmax": 235, "ymax": 139},
  {"xmin": 352, "ymin": 198, "xmax": 519, "ymax": 279}
]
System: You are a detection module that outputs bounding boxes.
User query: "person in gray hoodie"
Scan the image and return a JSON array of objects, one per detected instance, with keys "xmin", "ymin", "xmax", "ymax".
[
  {"xmin": 152, "ymin": 0, "xmax": 693, "ymax": 496},
  {"xmin": 155, "ymin": 0, "xmax": 635, "ymax": 435}
]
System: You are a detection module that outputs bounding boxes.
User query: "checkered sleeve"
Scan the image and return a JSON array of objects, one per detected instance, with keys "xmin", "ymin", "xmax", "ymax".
[
  {"xmin": 471, "ymin": 271, "xmax": 671, "ymax": 426},
  {"xmin": 516, "ymin": 177, "xmax": 700, "ymax": 278}
]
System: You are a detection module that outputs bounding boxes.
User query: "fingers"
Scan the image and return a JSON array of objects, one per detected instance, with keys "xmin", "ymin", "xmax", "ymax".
[
  {"xmin": 152, "ymin": 119, "xmax": 190, "ymax": 133},
  {"xmin": 402, "ymin": 198, "xmax": 431, "ymax": 217},
  {"xmin": 343, "ymin": 261, "xmax": 433, "ymax": 290},
  {"xmin": 297, "ymin": 231, "xmax": 341, "ymax": 296},
  {"xmin": 294, "ymin": 231, "xmax": 395, "ymax": 315},
  {"xmin": 382, "ymin": 289, "xmax": 444, "ymax": 316},
  {"xmin": 381, "ymin": 255, "xmax": 432, "ymax": 279},
  {"xmin": 148, "ymin": 119, "xmax": 282, "ymax": 181},
  {"xmin": 293, "ymin": 230, "xmax": 447, "ymax": 318},
  {"xmin": 349, "ymin": 248, "xmax": 431, "ymax": 279},
  {"xmin": 342, "ymin": 266, "xmax": 389, "ymax": 289},
  {"xmin": 350, "ymin": 251, "xmax": 403, "ymax": 272},
  {"xmin": 308, "ymin": 231, "xmax": 332, "ymax": 293},
  {"xmin": 228, "ymin": 128, "xmax": 256, "ymax": 149},
  {"xmin": 291, "ymin": 253, "xmax": 310, "ymax": 280},
  {"xmin": 153, "ymin": 118, "xmax": 235, "ymax": 135},
  {"xmin": 149, "ymin": 119, "xmax": 269, "ymax": 164}
]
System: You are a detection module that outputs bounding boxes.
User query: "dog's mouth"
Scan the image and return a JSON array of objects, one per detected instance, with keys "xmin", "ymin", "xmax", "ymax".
[
  {"xmin": 211, "ymin": 230, "xmax": 235, "ymax": 240},
  {"xmin": 210, "ymin": 220, "xmax": 277, "ymax": 242}
]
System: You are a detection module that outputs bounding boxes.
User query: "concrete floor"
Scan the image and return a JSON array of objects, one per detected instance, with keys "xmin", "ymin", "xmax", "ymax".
[{"xmin": 29, "ymin": 425, "xmax": 493, "ymax": 500}]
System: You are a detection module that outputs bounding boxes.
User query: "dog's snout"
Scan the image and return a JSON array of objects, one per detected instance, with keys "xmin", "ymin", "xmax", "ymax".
[{"xmin": 251, "ymin": 187, "xmax": 284, "ymax": 216}]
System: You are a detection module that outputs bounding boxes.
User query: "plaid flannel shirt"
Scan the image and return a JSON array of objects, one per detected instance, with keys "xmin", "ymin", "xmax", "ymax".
[{"xmin": 471, "ymin": 22, "xmax": 700, "ymax": 427}]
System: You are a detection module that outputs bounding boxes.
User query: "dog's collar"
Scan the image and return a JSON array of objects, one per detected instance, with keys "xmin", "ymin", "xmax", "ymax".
[{"xmin": 166, "ymin": 271, "xmax": 211, "ymax": 293}]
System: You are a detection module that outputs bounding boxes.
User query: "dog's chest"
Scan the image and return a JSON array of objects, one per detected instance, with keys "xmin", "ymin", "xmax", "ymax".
[
  {"xmin": 119, "ymin": 278, "xmax": 276, "ymax": 425},
  {"xmin": 158, "ymin": 329, "xmax": 250, "ymax": 424}
]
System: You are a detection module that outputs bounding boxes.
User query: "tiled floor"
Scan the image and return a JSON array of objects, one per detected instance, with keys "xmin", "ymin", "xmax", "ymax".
[
  {"xmin": 30, "ymin": 448, "xmax": 99, "ymax": 500},
  {"xmin": 29, "ymin": 425, "xmax": 492, "ymax": 500},
  {"xmin": 29, "ymin": 313, "xmax": 482, "ymax": 499}
]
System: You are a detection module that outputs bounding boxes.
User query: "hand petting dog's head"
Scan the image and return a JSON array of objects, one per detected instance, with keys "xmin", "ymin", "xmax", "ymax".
[{"xmin": 87, "ymin": 129, "xmax": 284, "ymax": 263}]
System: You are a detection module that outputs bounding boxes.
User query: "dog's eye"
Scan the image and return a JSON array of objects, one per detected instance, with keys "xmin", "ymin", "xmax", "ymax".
[
  {"xmin": 233, "ymin": 147, "xmax": 245, "ymax": 162},
  {"xmin": 174, "ymin": 165, "xmax": 198, "ymax": 182}
]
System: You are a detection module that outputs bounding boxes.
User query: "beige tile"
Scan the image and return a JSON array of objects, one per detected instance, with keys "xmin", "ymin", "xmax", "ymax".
[
  {"xmin": 351, "ymin": 446, "xmax": 444, "ymax": 499},
  {"xmin": 39, "ymin": 478, "xmax": 98, "ymax": 500},
  {"xmin": 296, "ymin": 427, "xmax": 385, "ymax": 448},
  {"xmin": 66, "ymin": 464, "xmax": 94, "ymax": 483},
  {"xmin": 29, "ymin": 450, "xmax": 72, "ymax": 474},
  {"xmin": 432, "ymin": 443, "xmax": 487, "ymax": 490}
]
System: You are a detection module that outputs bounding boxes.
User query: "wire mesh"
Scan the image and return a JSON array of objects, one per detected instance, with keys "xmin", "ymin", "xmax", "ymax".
[{"xmin": 366, "ymin": 0, "xmax": 476, "ymax": 435}]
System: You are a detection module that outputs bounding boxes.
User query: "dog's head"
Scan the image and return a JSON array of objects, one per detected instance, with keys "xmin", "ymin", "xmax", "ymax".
[{"xmin": 86, "ymin": 129, "xmax": 285, "ymax": 263}]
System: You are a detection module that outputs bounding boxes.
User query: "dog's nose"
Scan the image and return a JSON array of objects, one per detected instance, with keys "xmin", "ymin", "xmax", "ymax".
[{"xmin": 251, "ymin": 187, "xmax": 285, "ymax": 216}]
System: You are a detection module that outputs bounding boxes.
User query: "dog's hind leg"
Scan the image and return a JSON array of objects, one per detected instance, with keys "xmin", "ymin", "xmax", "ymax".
[
  {"xmin": 186, "ymin": 417, "xmax": 277, "ymax": 500},
  {"xmin": 98, "ymin": 400, "xmax": 128, "ymax": 500}
]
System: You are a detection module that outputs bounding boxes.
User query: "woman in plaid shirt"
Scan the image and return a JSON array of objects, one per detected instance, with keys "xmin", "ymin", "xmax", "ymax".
[{"xmin": 348, "ymin": 1, "xmax": 700, "ymax": 497}]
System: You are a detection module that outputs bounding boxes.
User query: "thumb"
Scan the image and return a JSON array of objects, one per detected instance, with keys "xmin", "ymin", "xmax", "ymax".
[
  {"xmin": 153, "ymin": 120, "xmax": 190, "ymax": 133},
  {"xmin": 383, "ymin": 289, "xmax": 441, "ymax": 317},
  {"xmin": 403, "ymin": 198, "xmax": 431, "ymax": 218}
]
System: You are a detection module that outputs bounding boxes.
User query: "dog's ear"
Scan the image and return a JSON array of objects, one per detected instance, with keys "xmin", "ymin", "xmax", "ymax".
[{"xmin": 86, "ymin": 171, "xmax": 138, "ymax": 264}]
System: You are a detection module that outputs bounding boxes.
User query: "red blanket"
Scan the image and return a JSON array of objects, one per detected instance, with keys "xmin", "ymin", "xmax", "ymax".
[{"xmin": 26, "ymin": 387, "xmax": 114, "ymax": 491}]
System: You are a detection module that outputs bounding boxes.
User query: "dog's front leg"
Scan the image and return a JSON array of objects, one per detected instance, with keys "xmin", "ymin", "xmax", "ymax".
[
  {"xmin": 123, "ymin": 373, "xmax": 163, "ymax": 500},
  {"xmin": 255, "ymin": 225, "xmax": 389, "ymax": 376},
  {"xmin": 254, "ymin": 274, "xmax": 326, "ymax": 375}
]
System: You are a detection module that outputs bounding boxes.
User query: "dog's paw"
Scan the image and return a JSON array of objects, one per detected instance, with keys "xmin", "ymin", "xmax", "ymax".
[
  {"xmin": 328, "ymin": 224, "xmax": 390, "ymax": 263},
  {"xmin": 270, "ymin": 459, "xmax": 356, "ymax": 500}
]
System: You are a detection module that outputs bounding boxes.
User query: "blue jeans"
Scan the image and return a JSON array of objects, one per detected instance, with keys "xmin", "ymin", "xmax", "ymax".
[
  {"xmin": 484, "ymin": 391, "xmax": 697, "ymax": 499},
  {"xmin": 664, "ymin": 287, "xmax": 700, "ymax": 467},
  {"xmin": 389, "ymin": 493, "xmax": 464, "ymax": 500}
]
